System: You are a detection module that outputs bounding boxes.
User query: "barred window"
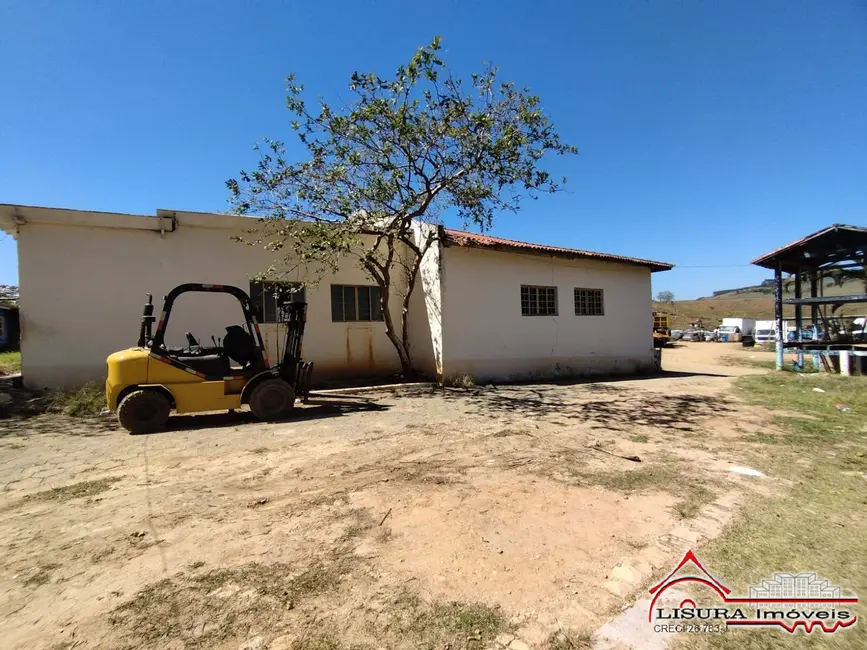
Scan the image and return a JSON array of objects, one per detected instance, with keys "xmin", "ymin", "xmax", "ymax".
[
  {"xmin": 250, "ymin": 281, "xmax": 306, "ymax": 323},
  {"xmin": 331, "ymin": 285, "xmax": 383, "ymax": 322},
  {"xmin": 574, "ymin": 288, "xmax": 604, "ymax": 316},
  {"xmin": 521, "ymin": 285, "xmax": 558, "ymax": 316}
]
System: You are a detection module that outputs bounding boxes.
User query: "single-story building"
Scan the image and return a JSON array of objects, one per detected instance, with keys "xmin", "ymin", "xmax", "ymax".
[{"xmin": 0, "ymin": 204, "xmax": 672, "ymax": 389}]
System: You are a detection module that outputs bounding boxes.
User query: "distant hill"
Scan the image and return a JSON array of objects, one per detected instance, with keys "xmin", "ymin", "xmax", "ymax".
[
  {"xmin": 703, "ymin": 277, "xmax": 863, "ymax": 301},
  {"xmin": 655, "ymin": 277, "xmax": 866, "ymax": 330}
]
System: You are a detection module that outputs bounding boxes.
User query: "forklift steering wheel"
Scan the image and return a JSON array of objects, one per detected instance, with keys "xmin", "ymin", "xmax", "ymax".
[{"xmin": 185, "ymin": 332, "xmax": 199, "ymax": 348}]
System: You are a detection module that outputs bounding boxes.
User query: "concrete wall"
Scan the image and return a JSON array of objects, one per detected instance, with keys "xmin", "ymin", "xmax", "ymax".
[
  {"xmin": 10, "ymin": 208, "xmax": 426, "ymax": 388},
  {"xmin": 440, "ymin": 246, "xmax": 655, "ymax": 381}
]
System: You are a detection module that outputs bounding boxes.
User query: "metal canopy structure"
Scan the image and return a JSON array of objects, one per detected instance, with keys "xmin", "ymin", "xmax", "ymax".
[{"xmin": 751, "ymin": 224, "xmax": 867, "ymax": 371}]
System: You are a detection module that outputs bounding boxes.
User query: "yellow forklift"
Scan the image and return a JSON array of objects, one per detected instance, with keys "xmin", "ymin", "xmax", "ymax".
[
  {"xmin": 652, "ymin": 312, "xmax": 671, "ymax": 347},
  {"xmin": 106, "ymin": 283, "xmax": 313, "ymax": 434}
]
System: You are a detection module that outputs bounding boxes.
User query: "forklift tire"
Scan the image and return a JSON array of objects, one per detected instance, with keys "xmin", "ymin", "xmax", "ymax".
[
  {"xmin": 117, "ymin": 390, "xmax": 171, "ymax": 435},
  {"xmin": 249, "ymin": 379, "xmax": 296, "ymax": 421}
]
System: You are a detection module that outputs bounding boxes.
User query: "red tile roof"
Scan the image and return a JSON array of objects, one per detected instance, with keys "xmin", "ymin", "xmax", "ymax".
[{"xmin": 443, "ymin": 229, "xmax": 673, "ymax": 272}]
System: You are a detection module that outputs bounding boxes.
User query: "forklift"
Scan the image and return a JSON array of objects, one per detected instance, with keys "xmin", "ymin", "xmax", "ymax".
[{"xmin": 106, "ymin": 283, "xmax": 313, "ymax": 434}]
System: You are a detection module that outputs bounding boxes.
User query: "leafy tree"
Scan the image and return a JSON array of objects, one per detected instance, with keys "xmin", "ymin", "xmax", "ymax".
[
  {"xmin": 228, "ymin": 37, "xmax": 576, "ymax": 376},
  {"xmin": 656, "ymin": 290, "xmax": 675, "ymax": 304}
]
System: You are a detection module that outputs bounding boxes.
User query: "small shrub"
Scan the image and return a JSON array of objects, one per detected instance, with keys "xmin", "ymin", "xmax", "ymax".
[
  {"xmin": 444, "ymin": 374, "xmax": 476, "ymax": 389},
  {"xmin": 47, "ymin": 382, "xmax": 106, "ymax": 417}
]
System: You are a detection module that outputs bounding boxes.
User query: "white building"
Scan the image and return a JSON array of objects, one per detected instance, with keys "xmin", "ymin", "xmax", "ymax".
[{"xmin": 0, "ymin": 204, "xmax": 672, "ymax": 389}]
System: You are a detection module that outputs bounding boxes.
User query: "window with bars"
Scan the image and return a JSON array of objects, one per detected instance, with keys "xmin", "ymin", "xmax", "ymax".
[
  {"xmin": 574, "ymin": 288, "xmax": 604, "ymax": 316},
  {"xmin": 331, "ymin": 285, "xmax": 383, "ymax": 322},
  {"xmin": 249, "ymin": 281, "xmax": 306, "ymax": 323},
  {"xmin": 520, "ymin": 285, "xmax": 558, "ymax": 316}
]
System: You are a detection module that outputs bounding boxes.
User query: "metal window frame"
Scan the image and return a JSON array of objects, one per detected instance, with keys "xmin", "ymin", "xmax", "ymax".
[
  {"xmin": 331, "ymin": 284, "xmax": 384, "ymax": 322},
  {"xmin": 574, "ymin": 287, "xmax": 604, "ymax": 316},
  {"xmin": 520, "ymin": 285, "xmax": 558, "ymax": 317},
  {"xmin": 250, "ymin": 280, "xmax": 306, "ymax": 324}
]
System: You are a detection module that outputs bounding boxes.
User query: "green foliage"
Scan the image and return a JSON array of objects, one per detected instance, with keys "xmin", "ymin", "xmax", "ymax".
[
  {"xmin": 228, "ymin": 37, "xmax": 576, "ymax": 373},
  {"xmin": 47, "ymin": 382, "xmax": 106, "ymax": 417},
  {"xmin": 0, "ymin": 350, "xmax": 21, "ymax": 375},
  {"xmin": 656, "ymin": 290, "xmax": 675, "ymax": 303}
]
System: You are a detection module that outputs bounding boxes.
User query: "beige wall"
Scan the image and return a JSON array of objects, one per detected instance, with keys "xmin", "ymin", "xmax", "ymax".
[
  {"xmin": 440, "ymin": 246, "xmax": 655, "ymax": 381},
  {"xmin": 11, "ymin": 209, "xmax": 423, "ymax": 389},
  {"xmin": 3, "ymin": 205, "xmax": 660, "ymax": 389}
]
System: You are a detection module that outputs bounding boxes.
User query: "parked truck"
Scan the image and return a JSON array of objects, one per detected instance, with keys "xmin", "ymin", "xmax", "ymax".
[
  {"xmin": 754, "ymin": 320, "xmax": 776, "ymax": 344},
  {"xmin": 718, "ymin": 317, "xmax": 756, "ymax": 343}
]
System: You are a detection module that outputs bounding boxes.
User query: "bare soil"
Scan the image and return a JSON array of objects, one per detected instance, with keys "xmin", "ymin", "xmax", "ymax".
[{"xmin": 0, "ymin": 343, "xmax": 775, "ymax": 649}]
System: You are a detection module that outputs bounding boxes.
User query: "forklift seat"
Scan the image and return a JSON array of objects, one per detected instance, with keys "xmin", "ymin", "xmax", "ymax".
[
  {"xmin": 223, "ymin": 325, "xmax": 256, "ymax": 368},
  {"xmin": 174, "ymin": 354, "xmax": 231, "ymax": 377}
]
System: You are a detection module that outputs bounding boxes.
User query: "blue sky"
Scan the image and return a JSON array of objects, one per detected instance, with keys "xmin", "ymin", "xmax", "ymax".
[{"xmin": 1, "ymin": 0, "xmax": 865, "ymax": 299}]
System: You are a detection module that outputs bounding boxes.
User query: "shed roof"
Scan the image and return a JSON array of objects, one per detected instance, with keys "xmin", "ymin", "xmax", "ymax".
[
  {"xmin": 444, "ymin": 229, "xmax": 673, "ymax": 272},
  {"xmin": 751, "ymin": 224, "xmax": 867, "ymax": 273}
]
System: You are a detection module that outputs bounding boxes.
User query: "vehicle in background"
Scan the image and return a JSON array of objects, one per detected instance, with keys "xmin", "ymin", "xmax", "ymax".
[
  {"xmin": 787, "ymin": 328, "xmax": 818, "ymax": 342},
  {"xmin": 755, "ymin": 319, "xmax": 776, "ymax": 344},
  {"xmin": 652, "ymin": 312, "xmax": 671, "ymax": 347},
  {"xmin": 720, "ymin": 318, "xmax": 755, "ymax": 337},
  {"xmin": 670, "ymin": 329, "xmax": 684, "ymax": 341}
]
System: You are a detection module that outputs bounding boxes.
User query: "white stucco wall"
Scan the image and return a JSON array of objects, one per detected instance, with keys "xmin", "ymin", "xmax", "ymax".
[
  {"xmin": 440, "ymin": 246, "xmax": 655, "ymax": 381},
  {"xmin": 5, "ymin": 207, "xmax": 424, "ymax": 389}
]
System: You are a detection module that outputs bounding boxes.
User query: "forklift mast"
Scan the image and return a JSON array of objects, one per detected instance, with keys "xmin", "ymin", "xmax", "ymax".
[{"xmin": 279, "ymin": 302, "xmax": 313, "ymax": 400}]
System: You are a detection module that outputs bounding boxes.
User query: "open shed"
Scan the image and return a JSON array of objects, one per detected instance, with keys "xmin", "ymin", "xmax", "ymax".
[{"xmin": 752, "ymin": 224, "xmax": 867, "ymax": 372}]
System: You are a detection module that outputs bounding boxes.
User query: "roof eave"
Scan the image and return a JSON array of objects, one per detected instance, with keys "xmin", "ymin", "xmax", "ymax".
[{"xmin": 444, "ymin": 237, "xmax": 673, "ymax": 272}]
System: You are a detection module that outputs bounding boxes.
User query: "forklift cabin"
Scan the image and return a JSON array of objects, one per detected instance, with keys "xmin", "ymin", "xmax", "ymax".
[{"xmin": 106, "ymin": 283, "xmax": 313, "ymax": 434}]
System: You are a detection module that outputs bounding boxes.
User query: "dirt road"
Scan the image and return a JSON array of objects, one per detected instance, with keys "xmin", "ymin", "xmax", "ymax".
[{"xmin": 0, "ymin": 343, "xmax": 775, "ymax": 649}]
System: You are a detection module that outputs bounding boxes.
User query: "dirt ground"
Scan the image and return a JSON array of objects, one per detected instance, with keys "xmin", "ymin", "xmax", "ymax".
[{"xmin": 0, "ymin": 343, "xmax": 779, "ymax": 650}]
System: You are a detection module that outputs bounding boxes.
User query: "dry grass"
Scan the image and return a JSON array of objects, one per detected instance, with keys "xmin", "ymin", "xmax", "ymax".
[
  {"xmin": 382, "ymin": 592, "xmax": 510, "ymax": 649},
  {"xmin": 22, "ymin": 476, "xmax": 123, "ymax": 503},
  {"xmin": 109, "ymin": 560, "xmax": 351, "ymax": 648},
  {"xmin": 23, "ymin": 563, "xmax": 61, "ymax": 587},
  {"xmin": 545, "ymin": 629, "xmax": 594, "ymax": 649},
  {"xmin": 578, "ymin": 463, "xmax": 718, "ymax": 520},
  {"xmin": 47, "ymin": 382, "xmax": 106, "ymax": 417}
]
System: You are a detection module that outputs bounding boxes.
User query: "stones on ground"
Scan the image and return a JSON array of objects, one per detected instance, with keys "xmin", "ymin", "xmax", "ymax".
[
  {"xmin": 494, "ymin": 633, "xmax": 515, "ymax": 647},
  {"xmin": 238, "ymin": 636, "xmax": 264, "ymax": 650},
  {"xmin": 508, "ymin": 640, "xmax": 532, "ymax": 650}
]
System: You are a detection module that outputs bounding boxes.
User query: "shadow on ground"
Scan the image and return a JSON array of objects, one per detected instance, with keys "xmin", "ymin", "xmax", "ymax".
[
  {"xmin": 131, "ymin": 398, "xmax": 391, "ymax": 436},
  {"xmin": 426, "ymin": 377, "xmax": 735, "ymax": 432}
]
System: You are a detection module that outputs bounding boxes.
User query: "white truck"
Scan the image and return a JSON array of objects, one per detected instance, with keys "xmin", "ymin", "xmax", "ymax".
[
  {"xmin": 755, "ymin": 320, "xmax": 776, "ymax": 344},
  {"xmin": 718, "ymin": 317, "xmax": 756, "ymax": 343}
]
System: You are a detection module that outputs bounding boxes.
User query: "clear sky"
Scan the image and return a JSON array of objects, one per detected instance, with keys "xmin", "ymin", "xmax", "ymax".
[{"xmin": 1, "ymin": 0, "xmax": 865, "ymax": 299}]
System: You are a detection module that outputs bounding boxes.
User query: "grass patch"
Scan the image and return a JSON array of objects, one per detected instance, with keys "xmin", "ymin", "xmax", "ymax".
[
  {"xmin": 0, "ymin": 350, "xmax": 21, "ymax": 375},
  {"xmin": 630, "ymin": 434, "xmax": 649, "ymax": 443},
  {"xmin": 23, "ymin": 563, "xmax": 61, "ymax": 587},
  {"xmin": 676, "ymin": 374, "xmax": 867, "ymax": 650},
  {"xmin": 339, "ymin": 508, "xmax": 376, "ymax": 542},
  {"xmin": 47, "ymin": 382, "xmax": 106, "ymax": 417},
  {"xmin": 249, "ymin": 446, "xmax": 270, "ymax": 454},
  {"xmin": 110, "ymin": 560, "xmax": 351, "ymax": 648},
  {"xmin": 384, "ymin": 593, "xmax": 510, "ymax": 649},
  {"xmin": 22, "ymin": 476, "xmax": 123, "ymax": 503},
  {"xmin": 546, "ymin": 629, "xmax": 594, "ymax": 649},
  {"xmin": 579, "ymin": 464, "xmax": 717, "ymax": 520},
  {"xmin": 721, "ymin": 354, "xmax": 819, "ymax": 373}
]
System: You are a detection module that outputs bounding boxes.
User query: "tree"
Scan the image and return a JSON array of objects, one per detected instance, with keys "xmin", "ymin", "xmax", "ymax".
[
  {"xmin": 227, "ymin": 37, "xmax": 576, "ymax": 377},
  {"xmin": 656, "ymin": 291, "xmax": 675, "ymax": 304}
]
